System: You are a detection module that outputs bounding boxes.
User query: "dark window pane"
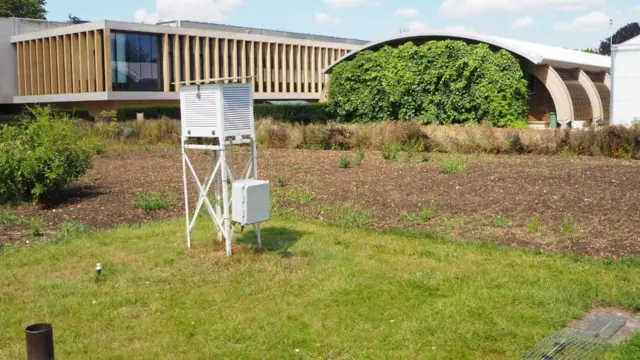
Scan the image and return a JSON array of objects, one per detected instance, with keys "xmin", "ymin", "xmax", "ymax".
[
  {"xmin": 140, "ymin": 35, "xmax": 152, "ymax": 62},
  {"xmin": 111, "ymin": 31, "xmax": 161, "ymax": 91}
]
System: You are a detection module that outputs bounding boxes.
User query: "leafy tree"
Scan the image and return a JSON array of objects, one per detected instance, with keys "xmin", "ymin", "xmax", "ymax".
[
  {"xmin": 582, "ymin": 48, "xmax": 598, "ymax": 54},
  {"xmin": 328, "ymin": 41, "xmax": 529, "ymax": 127},
  {"xmin": 67, "ymin": 13, "xmax": 82, "ymax": 24},
  {"xmin": 0, "ymin": 0, "xmax": 47, "ymax": 19},
  {"xmin": 598, "ymin": 22, "xmax": 640, "ymax": 56}
]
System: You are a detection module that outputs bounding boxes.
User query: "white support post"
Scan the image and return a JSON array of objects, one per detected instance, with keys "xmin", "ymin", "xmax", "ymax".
[
  {"xmin": 251, "ymin": 137, "xmax": 262, "ymax": 249},
  {"xmin": 214, "ymin": 150, "xmax": 223, "ymax": 242},
  {"xmin": 219, "ymin": 147, "xmax": 233, "ymax": 257},
  {"xmin": 181, "ymin": 146, "xmax": 192, "ymax": 248}
]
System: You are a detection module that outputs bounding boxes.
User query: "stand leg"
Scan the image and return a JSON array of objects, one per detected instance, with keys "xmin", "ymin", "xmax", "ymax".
[
  {"xmin": 251, "ymin": 138, "xmax": 262, "ymax": 250},
  {"xmin": 181, "ymin": 148, "xmax": 191, "ymax": 248},
  {"xmin": 220, "ymin": 147, "xmax": 233, "ymax": 257},
  {"xmin": 255, "ymin": 223, "xmax": 262, "ymax": 250},
  {"xmin": 214, "ymin": 151, "xmax": 223, "ymax": 242}
]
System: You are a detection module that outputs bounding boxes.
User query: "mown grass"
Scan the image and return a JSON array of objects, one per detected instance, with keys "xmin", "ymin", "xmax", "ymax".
[{"xmin": 1, "ymin": 218, "xmax": 640, "ymax": 359}]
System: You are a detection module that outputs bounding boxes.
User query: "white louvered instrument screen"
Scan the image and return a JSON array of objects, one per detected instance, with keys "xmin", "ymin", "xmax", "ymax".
[
  {"xmin": 180, "ymin": 86, "xmax": 220, "ymax": 138},
  {"xmin": 222, "ymin": 85, "xmax": 253, "ymax": 136}
]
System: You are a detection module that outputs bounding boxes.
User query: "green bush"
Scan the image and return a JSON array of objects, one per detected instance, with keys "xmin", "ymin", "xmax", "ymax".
[
  {"xmin": 116, "ymin": 105, "xmax": 181, "ymax": 121},
  {"xmin": 328, "ymin": 41, "xmax": 529, "ymax": 127},
  {"xmin": 0, "ymin": 107, "xmax": 97, "ymax": 203},
  {"xmin": 254, "ymin": 103, "xmax": 332, "ymax": 123}
]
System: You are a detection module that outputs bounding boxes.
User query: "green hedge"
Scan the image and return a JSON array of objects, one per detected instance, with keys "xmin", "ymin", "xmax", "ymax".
[
  {"xmin": 54, "ymin": 108, "xmax": 93, "ymax": 120},
  {"xmin": 116, "ymin": 105, "xmax": 181, "ymax": 121},
  {"xmin": 115, "ymin": 103, "xmax": 333, "ymax": 123},
  {"xmin": 254, "ymin": 103, "xmax": 332, "ymax": 123},
  {"xmin": 328, "ymin": 40, "xmax": 529, "ymax": 127}
]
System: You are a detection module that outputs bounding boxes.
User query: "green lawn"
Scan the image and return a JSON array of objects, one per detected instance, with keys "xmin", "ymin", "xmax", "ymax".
[{"xmin": 1, "ymin": 218, "xmax": 640, "ymax": 359}]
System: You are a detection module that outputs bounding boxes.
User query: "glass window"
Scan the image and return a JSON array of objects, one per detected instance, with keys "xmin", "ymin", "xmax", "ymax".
[{"xmin": 111, "ymin": 31, "xmax": 162, "ymax": 91}]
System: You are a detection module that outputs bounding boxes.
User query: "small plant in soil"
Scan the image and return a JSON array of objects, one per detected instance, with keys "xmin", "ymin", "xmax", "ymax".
[
  {"xmin": 561, "ymin": 216, "xmax": 578, "ymax": 235},
  {"xmin": 339, "ymin": 155, "xmax": 352, "ymax": 169},
  {"xmin": 439, "ymin": 214, "xmax": 468, "ymax": 231},
  {"xmin": 421, "ymin": 154, "xmax": 432, "ymax": 163},
  {"xmin": 527, "ymin": 217, "xmax": 541, "ymax": 233},
  {"xmin": 354, "ymin": 148, "xmax": 366, "ymax": 166},
  {"xmin": 133, "ymin": 192, "xmax": 172, "ymax": 212},
  {"xmin": 438, "ymin": 154, "xmax": 469, "ymax": 174},
  {"xmin": 381, "ymin": 143, "xmax": 401, "ymax": 161},
  {"xmin": 276, "ymin": 176, "xmax": 287, "ymax": 187},
  {"xmin": 0, "ymin": 211, "xmax": 23, "ymax": 227},
  {"xmin": 403, "ymin": 204, "xmax": 439, "ymax": 223},
  {"xmin": 60, "ymin": 220, "xmax": 93, "ymax": 237},
  {"xmin": 28, "ymin": 217, "xmax": 44, "ymax": 237},
  {"xmin": 492, "ymin": 216, "xmax": 511, "ymax": 228}
]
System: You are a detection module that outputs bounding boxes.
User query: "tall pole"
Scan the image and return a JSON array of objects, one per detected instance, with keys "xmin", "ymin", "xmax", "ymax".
[{"xmin": 609, "ymin": 19, "xmax": 614, "ymax": 56}]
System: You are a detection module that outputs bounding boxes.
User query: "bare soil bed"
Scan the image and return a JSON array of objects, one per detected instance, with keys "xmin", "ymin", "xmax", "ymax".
[{"xmin": 2, "ymin": 147, "xmax": 639, "ymax": 258}]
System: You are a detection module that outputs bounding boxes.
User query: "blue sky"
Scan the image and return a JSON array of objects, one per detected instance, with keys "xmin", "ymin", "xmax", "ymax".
[{"xmin": 46, "ymin": 0, "xmax": 640, "ymax": 49}]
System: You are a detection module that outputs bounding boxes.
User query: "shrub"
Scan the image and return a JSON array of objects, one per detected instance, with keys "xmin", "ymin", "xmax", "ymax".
[
  {"xmin": 354, "ymin": 148, "xmax": 365, "ymax": 166},
  {"xmin": 381, "ymin": 143, "xmax": 402, "ymax": 161},
  {"xmin": 133, "ymin": 192, "xmax": 171, "ymax": 212},
  {"xmin": 0, "ymin": 107, "xmax": 96, "ymax": 203},
  {"xmin": 328, "ymin": 41, "xmax": 529, "ymax": 126},
  {"xmin": 254, "ymin": 103, "xmax": 333, "ymax": 123},
  {"xmin": 339, "ymin": 155, "xmax": 352, "ymax": 168},
  {"xmin": 301, "ymin": 123, "xmax": 352, "ymax": 150},
  {"xmin": 438, "ymin": 154, "xmax": 469, "ymax": 174}
]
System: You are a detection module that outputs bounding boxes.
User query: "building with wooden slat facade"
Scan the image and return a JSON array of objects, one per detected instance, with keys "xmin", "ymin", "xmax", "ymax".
[{"xmin": 0, "ymin": 18, "xmax": 366, "ymax": 117}]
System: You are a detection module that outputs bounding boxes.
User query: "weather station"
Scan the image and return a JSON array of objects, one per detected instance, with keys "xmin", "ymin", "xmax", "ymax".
[{"xmin": 178, "ymin": 76, "xmax": 270, "ymax": 257}]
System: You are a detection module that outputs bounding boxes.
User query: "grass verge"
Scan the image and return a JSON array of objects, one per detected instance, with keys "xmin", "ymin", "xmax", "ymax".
[{"xmin": 1, "ymin": 218, "xmax": 640, "ymax": 359}]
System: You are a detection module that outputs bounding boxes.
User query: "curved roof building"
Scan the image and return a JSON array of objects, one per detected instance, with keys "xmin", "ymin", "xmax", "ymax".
[{"xmin": 325, "ymin": 30, "xmax": 612, "ymax": 126}]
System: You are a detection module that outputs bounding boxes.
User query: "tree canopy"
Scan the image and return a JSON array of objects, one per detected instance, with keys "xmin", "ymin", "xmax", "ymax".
[
  {"xmin": 0, "ymin": 0, "xmax": 47, "ymax": 19},
  {"xmin": 598, "ymin": 22, "xmax": 640, "ymax": 55}
]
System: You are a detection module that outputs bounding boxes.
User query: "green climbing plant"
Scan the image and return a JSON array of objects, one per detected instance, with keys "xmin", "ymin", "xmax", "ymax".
[{"xmin": 328, "ymin": 40, "xmax": 529, "ymax": 127}]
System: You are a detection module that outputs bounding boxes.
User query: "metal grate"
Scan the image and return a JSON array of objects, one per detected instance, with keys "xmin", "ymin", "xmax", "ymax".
[{"xmin": 520, "ymin": 330, "xmax": 611, "ymax": 360}]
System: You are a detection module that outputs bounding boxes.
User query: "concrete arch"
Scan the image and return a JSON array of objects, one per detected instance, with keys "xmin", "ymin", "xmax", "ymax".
[
  {"xmin": 577, "ymin": 69, "xmax": 604, "ymax": 122},
  {"xmin": 323, "ymin": 31, "xmax": 610, "ymax": 74},
  {"xmin": 528, "ymin": 64, "xmax": 574, "ymax": 122}
]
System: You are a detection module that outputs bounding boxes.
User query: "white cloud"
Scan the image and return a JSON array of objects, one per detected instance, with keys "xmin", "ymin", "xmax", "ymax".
[
  {"xmin": 394, "ymin": 8, "xmax": 421, "ymax": 18},
  {"xmin": 315, "ymin": 12, "xmax": 342, "ymax": 26},
  {"xmin": 407, "ymin": 21, "xmax": 429, "ymax": 31},
  {"xmin": 440, "ymin": 0, "xmax": 605, "ymax": 18},
  {"xmin": 134, "ymin": 9, "xmax": 160, "ymax": 24},
  {"xmin": 511, "ymin": 16, "xmax": 534, "ymax": 28},
  {"xmin": 323, "ymin": 0, "xmax": 377, "ymax": 9},
  {"xmin": 553, "ymin": 11, "xmax": 611, "ymax": 32},
  {"xmin": 133, "ymin": 0, "xmax": 245, "ymax": 24}
]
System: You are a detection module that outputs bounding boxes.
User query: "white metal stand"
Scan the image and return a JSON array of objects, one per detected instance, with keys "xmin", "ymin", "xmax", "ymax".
[{"xmin": 181, "ymin": 137, "xmax": 262, "ymax": 257}]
